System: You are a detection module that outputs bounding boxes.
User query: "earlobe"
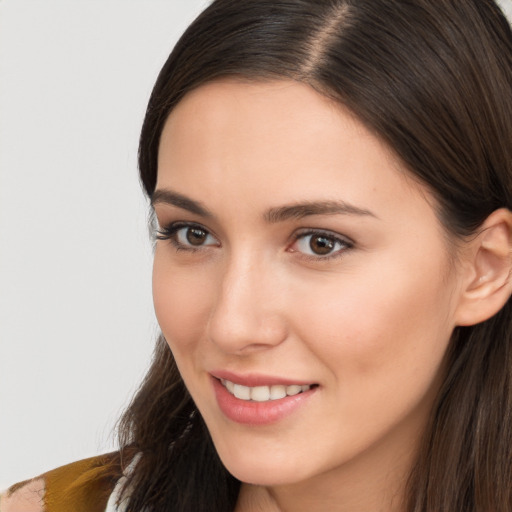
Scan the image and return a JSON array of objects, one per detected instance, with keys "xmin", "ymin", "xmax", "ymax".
[{"xmin": 455, "ymin": 208, "xmax": 512, "ymax": 327}]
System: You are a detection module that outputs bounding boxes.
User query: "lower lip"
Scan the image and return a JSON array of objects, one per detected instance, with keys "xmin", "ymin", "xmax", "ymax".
[{"xmin": 212, "ymin": 377, "xmax": 317, "ymax": 425}]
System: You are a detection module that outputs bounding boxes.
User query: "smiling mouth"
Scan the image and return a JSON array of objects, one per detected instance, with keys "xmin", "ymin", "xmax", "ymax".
[{"xmin": 220, "ymin": 378, "xmax": 318, "ymax": 402}]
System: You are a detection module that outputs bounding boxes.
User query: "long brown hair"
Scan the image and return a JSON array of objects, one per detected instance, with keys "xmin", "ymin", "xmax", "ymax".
[{"xmin": 115, "ymin": 1, "xmax": 512, "ymax": 510}]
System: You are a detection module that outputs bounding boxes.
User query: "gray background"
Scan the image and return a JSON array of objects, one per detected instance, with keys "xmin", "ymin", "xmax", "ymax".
[{"xmin": 0, "ymin": 0, "xmax": 207, "ymax": 487}]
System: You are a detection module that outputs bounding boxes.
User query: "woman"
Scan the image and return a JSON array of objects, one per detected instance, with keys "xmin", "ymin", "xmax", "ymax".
[{"xmin": 3, "ymin": 0, "xmax": 512, "ymax": 510}]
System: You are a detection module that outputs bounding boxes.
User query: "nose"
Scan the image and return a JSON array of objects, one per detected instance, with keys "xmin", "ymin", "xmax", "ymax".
[{"xmin": 207, "ymin": 253, "xmax": 288, "ymax": 355}]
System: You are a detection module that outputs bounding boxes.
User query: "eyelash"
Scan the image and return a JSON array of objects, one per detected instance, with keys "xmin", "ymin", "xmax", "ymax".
[
  {"xmin": 156, "ymin": 222, "xmax": 218, "ymax": 252},
  {"xmin": 156, "ymin": 222, "xmax": 354, "ymax": 260},
  {"xmin": 290, "ymin": 229, "xmax": 354, "ymax": 261}
]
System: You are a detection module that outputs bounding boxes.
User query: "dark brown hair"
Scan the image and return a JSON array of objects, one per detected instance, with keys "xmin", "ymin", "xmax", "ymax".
[{"xmin": 115, "ymin": 1, "xmax": 512, "ymax": 510}]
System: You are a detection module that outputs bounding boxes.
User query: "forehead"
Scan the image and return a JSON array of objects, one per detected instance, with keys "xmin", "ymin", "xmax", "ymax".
[
  {"xmin": 156, "ymin": 79, "xmax": 433, "ymax": 224},
  {"xmin": 160, "ymin": 78, "xmax": 372, "ymax": 151}
]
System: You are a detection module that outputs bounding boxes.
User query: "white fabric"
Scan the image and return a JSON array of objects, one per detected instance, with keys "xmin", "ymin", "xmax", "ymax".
[{"xmin": 105, "ymin": 454, "xmax": 141, "ymax": 512}]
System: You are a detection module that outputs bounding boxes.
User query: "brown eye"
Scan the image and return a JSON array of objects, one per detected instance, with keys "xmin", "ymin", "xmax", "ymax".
[
  {"xmin": 186, "ymin": 227, "xmax": 208, "ymax": 246},
  {"xmin": 309, "ymin": 235, "xmax": 336, "ymax": 255},
  {"xmin": 156, "ymin": 223, "xmax": 219, "ymax": 249},
  {"xmin": 290, "ymin": 230, "xmax": 352, "ymax": 259}
]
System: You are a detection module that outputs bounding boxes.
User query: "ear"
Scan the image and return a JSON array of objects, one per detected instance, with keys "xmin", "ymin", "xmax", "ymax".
[{"xmin": 455, "ymin": 208, "xmax": 512, "ymax": 326}]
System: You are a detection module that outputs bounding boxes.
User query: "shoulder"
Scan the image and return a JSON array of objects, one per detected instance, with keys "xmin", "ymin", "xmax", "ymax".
[
  {"xmin": 1, "ymin": 451, "xmax": 126, "ymax": 512},
  {"xmin": 1, "ymin": 477, "xmax": 45, "ymax": 512}
]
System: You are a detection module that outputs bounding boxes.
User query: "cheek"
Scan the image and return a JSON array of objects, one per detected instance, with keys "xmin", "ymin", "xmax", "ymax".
[
  {"xmin": 152, "ymin": 249, "xmax": 213, "ymax": 353},
  {"xmin": 290, "ymin": 252, "xmax": 456, "ymax": 402}
]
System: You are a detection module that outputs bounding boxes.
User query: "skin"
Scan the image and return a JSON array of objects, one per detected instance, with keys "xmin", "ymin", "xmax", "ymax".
[{"xmin": 152, "ymin": 79, "xmax": 468, "ymax": 512}]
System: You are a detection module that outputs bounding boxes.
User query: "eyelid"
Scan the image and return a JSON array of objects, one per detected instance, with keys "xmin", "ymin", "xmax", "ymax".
[
  {"xmin": 156, "ymin": 221, "xmax": 353, "ymax": 261},
  {"xmin": 288, "ymin": 228, "xmax": 354, "ymax": 260},
  {"xmin": 156, "ymin": 221, "xmax": 220, "ymax": 250}
]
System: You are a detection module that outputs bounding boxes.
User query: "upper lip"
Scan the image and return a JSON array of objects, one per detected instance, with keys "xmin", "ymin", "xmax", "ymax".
[{"xmin": 210, "ymin": 370, "xmax": 316, "ymax": 387}]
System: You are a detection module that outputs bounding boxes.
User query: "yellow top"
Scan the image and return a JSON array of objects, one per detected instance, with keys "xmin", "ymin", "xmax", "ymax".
[{"xmin": 2, "ymin": 452, "xmax": 122, "ymax": 512}]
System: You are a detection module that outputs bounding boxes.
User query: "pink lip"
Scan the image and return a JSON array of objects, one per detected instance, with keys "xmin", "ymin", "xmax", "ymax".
[
  {"xmin": 210, "ymin": 375, "xmax": 318, "ymax": 426},
  {"xmin": 210, "ymin": 370, "xmax": 315, "ymax": 387}
]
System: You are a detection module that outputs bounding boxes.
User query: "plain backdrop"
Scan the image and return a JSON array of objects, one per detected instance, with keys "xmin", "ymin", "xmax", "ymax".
[
  {"xmin": 0, "ymin": 0, "xmax": 208, "ymax": 487},
  {"xmin": 1, "ymin": 0, "xmax": 511, "ymax": 490}
]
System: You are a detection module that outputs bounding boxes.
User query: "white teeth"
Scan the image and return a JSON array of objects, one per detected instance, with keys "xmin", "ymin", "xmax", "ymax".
[
  {"xmin": 233, "ymin": 384, "xmax": 251, "ymax": 400},
  {"xmin": 286, "ymin": 385, "xmax": 302, "ymax": 396},
  {"xmin": 251, "ymin": 386, "xmax": 270, "ymax": 402},
  {"xmin": 221, "ymin": 380, "xmax": 312, "ymax": 402},
  {"xmin": 269, "ymin": 385, "xmax": 287, "ymax": 400}
]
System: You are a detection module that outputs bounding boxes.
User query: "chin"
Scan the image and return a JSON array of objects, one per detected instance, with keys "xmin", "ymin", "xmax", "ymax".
[
  {"xmin": 226, "ymin": 463, "xmax": 303, "ymax": 486},
  {"xmin": 214, "ymin": 445, "xmax": 317, "ymax": 486}
]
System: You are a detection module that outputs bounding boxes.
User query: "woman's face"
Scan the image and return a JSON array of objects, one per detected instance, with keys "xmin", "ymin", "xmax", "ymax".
[{"xmin": 152, "ymin": 80, "xmax": 464, "ymax": 489}]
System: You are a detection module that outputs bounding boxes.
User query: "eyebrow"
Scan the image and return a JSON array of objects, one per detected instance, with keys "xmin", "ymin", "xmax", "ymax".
[
  {"xmin": 151, "ymin": 189, "xmax": 213, "ymax": 217},
  {"xmin": 264, "ymin": 200, "xmax": 377, "ymax": 223},
  {"xmin": 151, "ymin": 188, "xmax": 377, "ymax": 222}
]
